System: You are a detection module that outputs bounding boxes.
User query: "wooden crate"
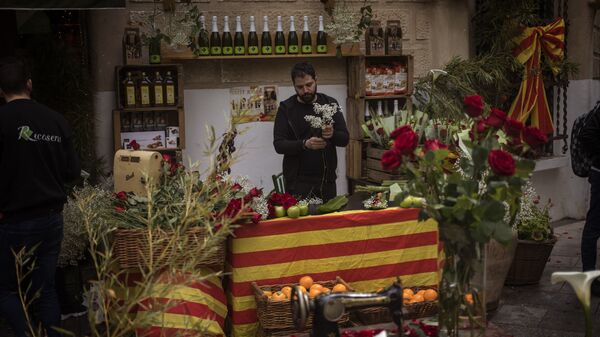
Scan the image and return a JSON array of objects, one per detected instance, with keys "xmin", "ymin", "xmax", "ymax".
[
  {"xmin": 365, "ymin": 144, "xmax": 404, "ymax": 183},
  {"xmin": 346, "ymin": 97, "xmax": 365, "ymax": 140},
  {"xmin": 346, "ymin": 139, "xmax": 363, "ymax": 179}
]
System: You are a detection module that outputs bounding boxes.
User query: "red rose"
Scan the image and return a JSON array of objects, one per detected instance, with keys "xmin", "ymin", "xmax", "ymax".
[
  {"xmin": 488, "ymin": 150, "xmax": 516, "ymax": 176},
  {"xmin": 376, "ymin": 127, "xmax": 385, "ymax": 136},
  {"xmin": 523, "ymin": 126, "xmax": 548, "ymax": 149},
  {"xmin": 424, "ymin": 139, "xmax": 448, "ymax": 152},
  {"xmin": 484, "ymin": 108, "xmax": 507, "ymax": 129},
  {"xmin": 116, "ymin": 191, "xmax": 127, "ymax": 201},
  {"xmin": 249, "ymin": 187, "xmax": 262, "ymax": 198},
  {"xmin": 231, "ymin": 183, "xmax": 243, "ymax": 192},
  {"xmin": 128, "ymin": 140, "xmax": 140, "ymax": 150},
  {"xmin": 251, "ymin": 213, "xmax": 262, "ymax": 224},
  {"xmin": 162, "ymin": 154, "xmax": 172, "ymax": 162},
  {"xmin": 267, "ymin": 204, "xmax": 275, "ymax": 218},
  {"xmin": 381, "ymin": 149, "xmax": 402, "ymax": 170},
  {"xmin": 224, "ymin": 198, "xmax": 242, "ymax": 217},
  {"xmin": 476, "ymin": 120, "xmax": 488, "ymax": 134},
  {"xmin": 115, "ymin": 206, "xmax": 126, "ymax": 213},
  {"xmin": 504, "ymin": 118, "xmax": 523, "ymax": 137},
  {"xmin": 464, "ymin": 95, "xmax": 484, "ymax": 118},
  {"xmin": 390, "ymin": 125, "xmax": 412, "ymax": 140},
  {"xmin": 393, "ymin": 129, "xmax": 418, "ymax": 155},
  {"xmin": 367, "ymin": 123, "xmax": 374, "ymax": 131}
]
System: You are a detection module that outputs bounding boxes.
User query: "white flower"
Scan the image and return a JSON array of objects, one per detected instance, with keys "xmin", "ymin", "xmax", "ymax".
[
  {"xmin": 551, "ymin": 271, "xmax": 600, "ymax": 311},
  {"xmin": 307, "ymin": 103, "xmax": 338, "ymax": 129}
]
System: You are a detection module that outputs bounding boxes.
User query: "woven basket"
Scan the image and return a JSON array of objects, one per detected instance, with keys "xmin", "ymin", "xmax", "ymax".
[
  {"xmin": 253, "ymin": 276, "xmax": 353, "ymax": 331},
  {"xmin": 354, "ymin": 286, "xmax": 438, "ymax": 325},
  {"xmin": 112, "ymin": 227, "xmax": 226, "ymax": 271},
  {"xmin": 505, "ymin": 237, "xmax": 557, "ymax": 286}
]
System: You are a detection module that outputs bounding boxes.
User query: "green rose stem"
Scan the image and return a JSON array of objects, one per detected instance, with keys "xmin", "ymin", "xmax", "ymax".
[{"xmin": 551, "ymin": 271, "xmax": 600, "ymax": 337}]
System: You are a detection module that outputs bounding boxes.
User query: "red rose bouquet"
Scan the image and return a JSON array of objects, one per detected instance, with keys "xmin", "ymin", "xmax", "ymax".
[{"xmin": 382, "ymin": 95, "xmax": 539, "ymax": 336}]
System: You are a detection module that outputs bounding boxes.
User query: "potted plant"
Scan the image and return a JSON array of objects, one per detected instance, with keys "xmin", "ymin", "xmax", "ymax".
[
  {"xmin": 505, "ymin": 181, "xmax": 557, "ymax": 285},
  {"xmin": 324, "ymin": 0, "xmax": 372, "ymax": 56}
]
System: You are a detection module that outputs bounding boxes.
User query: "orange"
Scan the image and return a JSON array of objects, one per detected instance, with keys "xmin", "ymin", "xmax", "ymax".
[
  {"xmin": 281, "ymin": 286, "xmax": 292, "ymax": 299},
  {"xmin": 423, "ymin": 289, "xmax": 438, "ymax": 301},
  {"xmin": 310, "ymin": 284, "xmax": 323, "ymax": 291},
  {"xmin": 263, "ymin": 290, "xmax": 272, "ymax": 297},
  {"xmin": 410, "ymin": 294, "xmax": 424, "ymax": 303},
  {"xmin": 464, "ymin": 293, "xmax": 474, "ymax": 305},
  {"xmin": 403, "ymin": 288, "xmax": 414, "ymax": 298},
  {"xmin": 416, "ymin": 290, "xmax": 426, "ymax": 297},
  {"xmin": 321, "ymin": 287, "xmax": 331, "ymax": 294},
  {"xmin": 271, "ymin": 291, "xmax": 287, "ymax": 301},
  {"xmin": 309, "ymin": 287, "xmax": 322, "ymax": 298},
  {"xmin": 299, "ymin": 276, "xmax": 314, "ymax": 290},
  {"xmin": 332, "ymin": 283, "xmax": 347, "ymax": 293}
]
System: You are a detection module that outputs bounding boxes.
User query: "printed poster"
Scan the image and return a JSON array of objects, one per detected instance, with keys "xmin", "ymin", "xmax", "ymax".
[{"xmin": 230, "ymin": 85, "xmax": 279, "ymax": 123}]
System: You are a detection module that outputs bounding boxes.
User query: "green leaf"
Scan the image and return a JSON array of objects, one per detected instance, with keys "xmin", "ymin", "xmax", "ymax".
[
  {"xmin": 440, "ymin": 223, "xmax": 470, "ymax": 248},
  {"xmin": 493, "ymin": 222, "xmax": 514, "ymax": 244},
  {"xmin": 515, "ymin": 159, "xmax": 535, "ymax": 178},
  {"xmin": 424, "ymin": 150, "xmax": 436, "ymax": 163},
  {"xmin": 472, "ymin": 146, "xmax": 489, "ymax": 169},
  {"xmin": 484, "ymin": 200, "xmax": 506, "ymax": 222},
  {"xmin": 434, "ymin": 149, "xmax": 450, "ymax": 161}
]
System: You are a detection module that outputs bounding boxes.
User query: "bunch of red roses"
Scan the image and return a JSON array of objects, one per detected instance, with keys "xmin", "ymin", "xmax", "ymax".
[
  {"xmin": 221, "ymin": 184, "xmax": 263, "ymax": 224},
  {"xmin": 267, "ymin": 192, "xmax": 298, "ymax": 218}
]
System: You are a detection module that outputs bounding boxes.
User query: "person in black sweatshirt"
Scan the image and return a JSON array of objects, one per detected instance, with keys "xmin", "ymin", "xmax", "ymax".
[
  {"xmin": 581, "ymin": 103, "xmax": 600, "ymax": 297},
  {"xmin": 0, "ymin": 57, "xmax": 80, "ymax": 337},
  {"xmin": 273, "ymin": 62, "xmax": 349, "ymax": 201}
]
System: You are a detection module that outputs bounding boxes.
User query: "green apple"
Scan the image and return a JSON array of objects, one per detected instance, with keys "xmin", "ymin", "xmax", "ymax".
[
  {"xmin": 287, "ymin": 205, "xmax": 300, "ymax": 218},
  {"xmin": 399, "ymin": 196, "xmax": 413, "ymax": 208},
  {"xmin": 399, "ymin": 196, "xmax": 425, "ymax": 208},
  {"xmin": 298, "ymin": 204, "xmax": 309, "ymax": 216},
  {"xmin": 274, "ymin": 205, "xmax": 286, "ymax": 218}
]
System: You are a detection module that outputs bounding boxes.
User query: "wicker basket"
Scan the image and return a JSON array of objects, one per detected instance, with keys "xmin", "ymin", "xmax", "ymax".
[
  {"xmin": 354, "ymin": 286, "xmax": 438, "ymax": 325},
  {"xmin": 112, "ymin": 227, "xmax": 226, "ymax": 271},
  {"xmin": 505, "ymin": 237, "xmax": 557, "ymax": 286},
  {"xmin": 252, "ymin": 276, "xmax": 353, "ymax": 331}
]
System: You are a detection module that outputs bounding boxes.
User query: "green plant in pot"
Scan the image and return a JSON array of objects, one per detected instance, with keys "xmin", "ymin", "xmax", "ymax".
[{"xmin": 505, "ymin": 181, "xmax": 557, "ymax": 285}]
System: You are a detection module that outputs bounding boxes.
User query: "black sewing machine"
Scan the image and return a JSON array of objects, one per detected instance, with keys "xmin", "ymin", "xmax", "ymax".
[{"xmin": 291, "ymin": 281, "xmax": 404, "ymax": 337}]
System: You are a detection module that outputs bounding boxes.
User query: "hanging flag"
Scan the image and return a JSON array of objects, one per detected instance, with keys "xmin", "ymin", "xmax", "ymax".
[{"xmin": 508, "ymin": 17, "xmax": 565, "ymax": 135}]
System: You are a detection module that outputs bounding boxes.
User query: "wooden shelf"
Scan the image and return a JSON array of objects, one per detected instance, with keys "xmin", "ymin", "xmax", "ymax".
[
  {"xmin": 364, "ymin": 94, "xmax": 409, "ymax": 100},
  {"xmin": 119, "ymin": 106, "xmax": 180, "ymax": 112}
]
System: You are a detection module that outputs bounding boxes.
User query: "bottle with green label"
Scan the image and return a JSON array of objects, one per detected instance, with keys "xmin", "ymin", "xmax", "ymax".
[
  {"xmin": 301, "ymin": 16, "xmax": 312, "ymax": 54},
  {"xmin": 316, "ymin": 15, "xmax": 327, "ymax": 54},
  {"xmin": 274, "ymin": 16, "xmax": 286, "ymax": 55},
  {"xmin": 222, "ymin": 16, "xmax": 233, "ymax": 56},
  {"xmin": 153, "ymin": 72, "xmax": 164, "ymax": 106},
  {"xmin": 123, "ymin": 72, "xmax": 136, "ymax": 107},
  {"xmin": 197, "ymin": 15, "xmax": 210, "ymax": 56},
  {"xmin": 234, "ymin": 16, "xmax": 245, "ymax": 55},
  {"xmin": 210, "ymin": 16, "xmax": 222, "ymax": 55},
  {"xmin": 247, "ymin": 16, "xmax": 259, "ymax": 55},
  {"xmin": 139, "ymin": 72, "xmax": 151, "ymax": 107},
  {"xmin": 261, "ymin": 16, "xmax": 272, "ymax": 55},
  {"xmin": 287, "ymin": 16, "xmax": 299, "ymax": 54}
]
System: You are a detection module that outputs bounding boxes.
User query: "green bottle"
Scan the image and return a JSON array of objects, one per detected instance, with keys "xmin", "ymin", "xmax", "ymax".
[
  {"xmin": 247, "ymin": 16, "xmax": 259, "ymax": 55},
  {"xmin": 210, "ymin": 16, "xmax": 222, "ymax": 55},
  {"xmin": 274, "ymin": 16, "xmax": 286, "ymax": 55},
  {"xmin": 316, "ymin": 15, "xmax": 328, "ymax": 54},
  {"xmin": 301, "ymin": 16, "xmax": 312, "ymax": 54},
  {"xmin": 197, "ymin": 15, "xmax": 210, "ymax": 56},
  {"xmin": 261, "ymin": 16, "xmax": 272, "ymax": 55},
  {"xmin": 234, "ymin": 16, "xmax": 246, "ymax": 55},
  {"xmin": 222, "ymin": 16, "xmax": 233, "ymax": 56},
  {"xmin": 287, "ymin": 16, "xmax": 299, "ymax": 54}
]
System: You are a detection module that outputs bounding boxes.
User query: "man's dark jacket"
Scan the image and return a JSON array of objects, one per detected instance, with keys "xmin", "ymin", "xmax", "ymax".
[{"xmin": 273, "ymin": 93, "xmax": 349, "ymax": 188}]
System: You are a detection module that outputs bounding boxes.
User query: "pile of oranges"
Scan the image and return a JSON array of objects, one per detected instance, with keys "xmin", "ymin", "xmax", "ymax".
[
  {"xmin": 402, "ymin": 287, "xmax": 438, "ymax": 305},
  {"xmin": 264, "ymin": 275, "xmax": 349, "ymax": 302}
]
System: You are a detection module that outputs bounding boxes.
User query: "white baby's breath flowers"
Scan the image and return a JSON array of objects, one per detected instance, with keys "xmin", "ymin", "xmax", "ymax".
[{"xmin": 305, "ymin": 103, "xmax": 339, "ymax": 129}]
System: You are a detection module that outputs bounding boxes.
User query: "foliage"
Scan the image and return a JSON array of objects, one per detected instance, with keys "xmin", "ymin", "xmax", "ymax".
[
  {"xmin": 515, "ymin": 181, "xmax": 553, "ymax": 241},
  {"xmin": 325, "ymin": 0, "xmax": 372, "ymax": 44},
  {"xmin": 138, "ymin": 2, "xmax": 201, "ymax": 48}
]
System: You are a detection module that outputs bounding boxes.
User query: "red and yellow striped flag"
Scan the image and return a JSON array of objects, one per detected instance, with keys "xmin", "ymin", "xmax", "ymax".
[
  {"xmin": 509, "ymin": 17, "xmax": 565, "ymax": 135},
  {"xmin": 226, "ymin": 208, "xmax": 440, "ymax": 337}
]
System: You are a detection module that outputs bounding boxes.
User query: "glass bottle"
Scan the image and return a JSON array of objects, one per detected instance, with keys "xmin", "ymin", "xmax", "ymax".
[
  {"xmin": 316, "ymin": 15, "xmax": 327, "ymax": 54},
  {"xmin": 165, "ymin": 71, "xmax": 176, "ymax": 106},
  {"xmin": 210, "ymin": 16, "xmax": 222, "ymax": 56},
  {"xmin": 222, "ymin": 16, "xmax": 233, "ymax": 56},
  {"xmin": 153, "ymin": 71, "xmax": 164, "ymax": 106},
  {"xmin": 197, "ymin": 15, "xmax": 210, "ymax": 56},
  {"xmin": 247, "ymin": 16, "xmax": 259, "ymax": 55},
  {"xmin": 261, "ymin": 16, "xmax": 272, "ymax": 55},
  {"xmin": 301, "ymin": 16, "xmax": 312, "ymax": 54},
  {"xmin": 139, "ymin": 72, "xmax": 151, "ymax": 107},
  {"xmin": 123, "ymin": 72, "xmax": 136, "ymax": 107},
  {"xmin": 274, "ymin": 16, "xmax": 286, "ymax": 55},
  {"xmin": 234, "ymin": 16, "xmax": 245, "ymax": 55},
  {"xmin": 287, "ymin": 16, "xmax": 299, "ymax": 54}
]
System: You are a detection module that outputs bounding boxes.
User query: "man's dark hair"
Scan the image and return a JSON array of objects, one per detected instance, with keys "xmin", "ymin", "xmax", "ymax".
[
  {"xmin": 0, "ymin": 57, "xmax": 30, "ymax": 95},
  {"xmin": 291, "ymin": 62, "xmax": 316, "ymax": 82}
]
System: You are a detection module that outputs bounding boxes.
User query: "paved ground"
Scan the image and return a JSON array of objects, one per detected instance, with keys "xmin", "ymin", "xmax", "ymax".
[{"xmin": 489, "ymin": 219, "xmax": 600, "ymax": 337}]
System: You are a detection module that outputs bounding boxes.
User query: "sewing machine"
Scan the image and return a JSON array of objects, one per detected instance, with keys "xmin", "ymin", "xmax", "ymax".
[{"xmin": 291, "ymin": 281, "xmax": 404, "ymax": 337}]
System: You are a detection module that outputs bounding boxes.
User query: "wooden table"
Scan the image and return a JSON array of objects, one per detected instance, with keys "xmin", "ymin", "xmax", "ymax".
[{"xmin": 226, "ymin": 208, "xmax": 440, "ymax": 337}]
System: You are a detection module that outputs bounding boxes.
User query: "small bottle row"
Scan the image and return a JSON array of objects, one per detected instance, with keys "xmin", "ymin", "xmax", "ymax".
[
  {"xmin": 196, "ymin": 15, "xmax": 327, "ymax": 56},
  {"xmin": 120, "ymin": 110, "xmax": 173, "ymax": 132},
  {"xmin": 364, "ymin": 99, "xmax": 403, "ymax": 122},
  {"xmin": 121, "ymin": 71, "xmax": 177, "ymax": 108}
]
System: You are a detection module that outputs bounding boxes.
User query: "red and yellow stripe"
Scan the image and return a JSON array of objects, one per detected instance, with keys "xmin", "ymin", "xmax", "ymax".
[{"xmin": 226, "ymin": 208, "xmax": 440, "ymax": 337}]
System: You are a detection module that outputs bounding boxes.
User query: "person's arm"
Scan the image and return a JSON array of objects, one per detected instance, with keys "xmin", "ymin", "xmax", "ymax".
[
  {"xmin": 273, "ymin": 103, "xmax": 305, "ymax": 155},
  {"xmin": 330, "ymin": 105, "xmax": 349, "ymax": 147},
  {"xmin": 582, "ymin": 112, "xmax": 600, "ymax": 160}
]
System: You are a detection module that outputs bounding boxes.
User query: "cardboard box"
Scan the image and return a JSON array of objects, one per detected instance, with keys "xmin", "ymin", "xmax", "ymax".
[
  {"xmin": 166, "ymin": 126, "xmax": 179, "ymax": 138},
  {"xmin": 113, "ymin": 150, "xmax": 162, "ymax": 195},
  {"xmin": 165, "ymin": 126, "xmax": 179, "ymax": 149},
  {"xmin": 385, "ymin": 20, "xmax": 403, "ymax": 55},
  {"xmin": 121, "ymin": 131, "xmax": 166, "ymax": 150}
]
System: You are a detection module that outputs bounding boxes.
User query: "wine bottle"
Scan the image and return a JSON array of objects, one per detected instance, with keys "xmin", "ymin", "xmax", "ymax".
[
  {"xmin": 210, "ymin": 16, "xmax": 222, "ymax": 55},
  {"xmin": 261, "ymin": 16, "xmax": 272, "ymax": 55},
  {"xmin": 287, "ymin": 16, "xmax": 299, "ymax": 54},
  {"xmin": 393, "ymin": 99, "xmax": 400, "ymax": 125},
  {"xmin": 364, "ymin": 101, "xmax": 372, "ymax": 122},
  {"xmin": 234, "ymin": 16, "xmax": 245, "ymax": 55},
  {"xmin": 222, "ymin": 16, "xmax": 233, "ymax": 56},
  {"xmin": 247, "ymin": 16, "xmax": 259, "ymax": 55},
  {"xmin": 123, "ymin": 72, "xmax": 136, "ymax": 107},
  {"xmin": 301, "ymin": 16, "xmax": 312, "ymax": 54},
  {"xmin": 274, "ymin": 16, "xmax": 286, "ymax": 55},
  {"xmin": 139, "ymin": 72, "xmax": 151, "ymax": 107},
  {"xmin": 376, "ymin": 100, "xmax": 384, "ymax": 117},
  {"xmin": 165, "ymin": 71, "xmax": 176, "ymax": 105},
  {"xmin": 316, "ymin": 15, "xmax": 327, "ymax": 54},
  {"xmin": 153, "ymin": 71, "xmax": 164, "ymax": 106},
  {"xmin": 197, "ymin": 15, "xmax": 210, "ymax": 56}
]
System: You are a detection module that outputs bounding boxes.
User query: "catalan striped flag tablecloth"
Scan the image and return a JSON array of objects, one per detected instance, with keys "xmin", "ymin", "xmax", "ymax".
[{"xmin": 226, "ymin": 207, "xmax": 440, "ymax": 337}]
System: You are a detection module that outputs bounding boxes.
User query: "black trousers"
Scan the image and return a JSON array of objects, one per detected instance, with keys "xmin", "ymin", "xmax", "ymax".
[
  {"xmin": 582, "ymin": 169, "xmax": 600, "ymax": 271},
  {"xmin": 288, "ymin": 180, "xmax": 337, "ymax": 202}
]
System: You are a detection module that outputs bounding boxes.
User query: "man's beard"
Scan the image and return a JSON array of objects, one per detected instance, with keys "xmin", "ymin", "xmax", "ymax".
[{"xmin": 299, "ymin": 85, "xmax": 317, "ymax": 103}]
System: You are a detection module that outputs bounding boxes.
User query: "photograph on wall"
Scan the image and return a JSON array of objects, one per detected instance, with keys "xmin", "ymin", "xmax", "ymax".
[{"xmin": 230, "ymin": 85, "xmax": 279, "ymax": 123}]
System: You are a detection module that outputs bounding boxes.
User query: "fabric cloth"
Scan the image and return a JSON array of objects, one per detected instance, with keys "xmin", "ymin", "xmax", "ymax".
[
  {"xmin": 0, "ymin": 99, "xmax": 80, "ymax": 222},
  {"xmin": 508, "ymin": 18, "xmax": 565, "ymax": 135},
  {"xmin": 582, "ymin": 169, "xmax": 600, "ymax": 271},
  {"xmin": 226, "ymin": 208, "xmax": 440, "ymax": 337},
  {"xmin": 272, "ymin": 93, "xmax": 349, "ymax": 200},
  {"xmin": 0, "ymin": 213, "xmax": 63, "ymax": 337}
]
